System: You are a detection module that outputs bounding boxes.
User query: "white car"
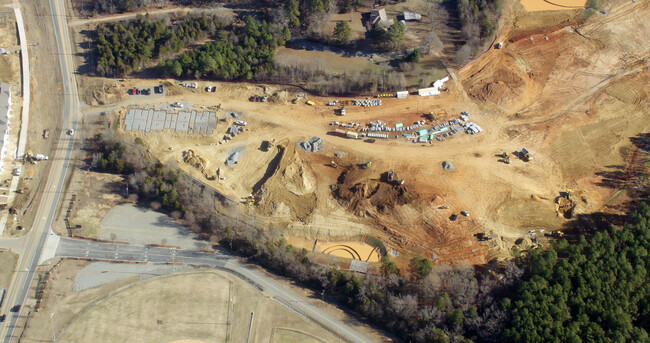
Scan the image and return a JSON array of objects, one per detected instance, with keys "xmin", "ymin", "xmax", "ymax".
[
  {"xmin": 68, "ymin": 129, "xmax": 74, "ymax": 135},
  {"xmin": 171, "ymin": 102, "xmax": 184, "ymax": 108}
]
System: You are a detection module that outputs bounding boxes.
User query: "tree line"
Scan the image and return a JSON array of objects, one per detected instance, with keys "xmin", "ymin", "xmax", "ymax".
[
  {"xmin": 455, "ymin": 0, "xmax": 502, "ymax": 65},
  {"xmin": 92, "ymin": 130, "xmax": 650, "ymax": 342},
  {"xmin": 95, "ymin": 13, "xmax": 219, "ymax": 76},
  {"xmin": 75, "ymin": 0, "xmax": 225, "ymax": 15},
  {"xmin": 160, "ymin": 16, "xmax": 290, "ymax": 80}
]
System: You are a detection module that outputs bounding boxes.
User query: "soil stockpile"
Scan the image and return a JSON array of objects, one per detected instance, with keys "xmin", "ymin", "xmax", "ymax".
[{"xmin": 333, "ymin": 167, "xmax": 417, "ymax": 217}]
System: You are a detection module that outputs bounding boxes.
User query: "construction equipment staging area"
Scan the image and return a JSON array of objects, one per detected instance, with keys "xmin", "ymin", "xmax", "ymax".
[
  {"xmin": 330, "ymin": 111, "xmax": 483, "ymax": 144},
  {"xmin": 124, "ymin": 108, "xmax": 218, "ymax": 134}
]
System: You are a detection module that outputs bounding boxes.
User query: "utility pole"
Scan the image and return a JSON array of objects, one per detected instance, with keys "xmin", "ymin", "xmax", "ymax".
[
  {"xmin": 246, "ymin": 312, "xmax": 254, "ymax": 343},
  {"xmin": 50, "ymin": 312, "xmax": 55, "ymax": 342}
]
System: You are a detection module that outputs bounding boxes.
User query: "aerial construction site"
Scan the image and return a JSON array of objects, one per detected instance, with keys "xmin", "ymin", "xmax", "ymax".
[
  {"xmin": 102, "ymin": 0, "xmax": 649, "ymax": 267},
  {"xmin": 0, "ymin": 0, "xmax": 647, "ymax": 341}
]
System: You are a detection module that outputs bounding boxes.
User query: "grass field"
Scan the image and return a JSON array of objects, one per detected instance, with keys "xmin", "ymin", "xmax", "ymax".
[{"xmin": 41, "ymin": 267, "xmax": 344, "ymax": 343}]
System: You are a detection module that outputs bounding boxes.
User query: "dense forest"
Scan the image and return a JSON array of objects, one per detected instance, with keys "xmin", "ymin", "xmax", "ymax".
[
  {"xmin": 160, "ymin": 16, "xmax": 289, "ymax": 80},
  {"xmin": 504, "ymin": 208, "xmax": 650, "ymax": 342},
  {"xmin": 95, "ymin": 14, "xmax": 219, "ymax": 76},
  {"xmin": 92, "ymin": 132, "xmax": 650, "ymax": 342}
]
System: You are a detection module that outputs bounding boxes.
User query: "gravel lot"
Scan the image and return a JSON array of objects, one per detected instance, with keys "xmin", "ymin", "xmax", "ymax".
[{"xmin": 99, "ymin": 204, "xmax": 209, "ymax": 250}]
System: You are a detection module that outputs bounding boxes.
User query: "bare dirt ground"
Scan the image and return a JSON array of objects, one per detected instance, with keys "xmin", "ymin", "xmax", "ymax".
[
  {"xmin": 21, "ymin": 262, "xmax": 343, "ymax": 343},
  {"xmin": 63, "ymin": 0, "xmax": 650, "ymax": 268},
  {"xmin": 0, "ymin": 249, "xmax": 17, "ymax": 288}
]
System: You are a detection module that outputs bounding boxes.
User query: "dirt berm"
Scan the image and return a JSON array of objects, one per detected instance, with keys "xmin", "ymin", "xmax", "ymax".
[
  {"xmin": 333, "ymin": 167, "xmax": 418, "ymax": 218},
  {"xmin": 253, "ymin": 143, "xmax": 318, "ymax": 223}
]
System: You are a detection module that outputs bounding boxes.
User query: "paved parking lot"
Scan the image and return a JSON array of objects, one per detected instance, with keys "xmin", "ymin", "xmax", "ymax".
[{"xmin": 99, "ymin": 204, "xmax": 210, "ymax": 250}]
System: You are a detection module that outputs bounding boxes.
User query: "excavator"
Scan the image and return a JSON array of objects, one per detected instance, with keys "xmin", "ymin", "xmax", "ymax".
[{"xmin": 386, "ymin": 169, "xmax": 405, "ymax": 185}]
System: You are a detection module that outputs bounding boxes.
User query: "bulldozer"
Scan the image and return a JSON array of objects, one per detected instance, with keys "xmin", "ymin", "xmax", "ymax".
[{"xmin": 330, "ymin": 161, "xmax": 339, "ymax": 169}]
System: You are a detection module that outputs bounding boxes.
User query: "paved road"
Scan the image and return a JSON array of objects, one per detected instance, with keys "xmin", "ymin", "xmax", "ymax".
[
  {"xmin": 55, "ymin": 238, "xmax": 373, "ymax": 343},
  {"xmin": 0, "ymin": 0, "xmax": 79, "ymax": 341}
]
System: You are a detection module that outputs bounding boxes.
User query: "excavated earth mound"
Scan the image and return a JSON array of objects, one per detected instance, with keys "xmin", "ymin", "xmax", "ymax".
[
  {"xmin": 253, "ymin": 144, "xmax": 318, "ymax": 223},
  {"xmin": 334, "ymin": 167, "xmax": 418, "ymax": 217}
]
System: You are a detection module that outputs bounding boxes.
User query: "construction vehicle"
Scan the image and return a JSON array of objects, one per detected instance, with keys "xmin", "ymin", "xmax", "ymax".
[
  {"xmin": 501, "ymin": 151, "xmax": 510, "ymax": 164},
  {"xmin": 556, "ymin": 189, "xmax": 576, "ymax": 219},
  {"xmin": 385, "ymin": 169, "xmax": 405, "ymax": 185},
  {"xmin": 242, "ymin": 195, "xmax": 255, "ymax": 205},
  {"xmin": 549, "ymin": 230, "xmax": 564, "ymax": 238},
  {"xmin": 521, "ymin": 148, "xmax": 532, "ymax": 162},
  {"xmin": 359, "ymin": 161, "xmax": 372, "ymax": 169},
  {"xmin": 42, "ymin": 129, "xmax": 49, "ymax": 139},
  {"xmin": 330, "ymin": 161, "xmax": 339, "ymax": 169}
]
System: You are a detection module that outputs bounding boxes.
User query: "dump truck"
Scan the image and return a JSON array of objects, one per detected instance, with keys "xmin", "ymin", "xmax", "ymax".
[{"xmin": 521, "ymin": 148, "xmax": 532, "ymax": 162}]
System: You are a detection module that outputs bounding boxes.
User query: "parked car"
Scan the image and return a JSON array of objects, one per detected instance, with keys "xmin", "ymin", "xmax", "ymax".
[
  {"xmin": 141, "ymin": 88, "xmax": 151, "ymax": 95},
  {"xmin": 460, "ymin": 210, "xmax": 469, "ymax": 217},
  {"xmin": 154, "ymin": 85, "xmax": 164, "ymax": 94},
  {"xmin": 128, "ymin": 88, "xmax": 137, "ymax": 95},
  {"xmin": 10, "ymin": 305, "xmax": 20, "ymax": 313},
  {"xmin": 450, "ymin": 213, "xmax": 458, "ymax": 221},
  {"xmin": 68, "ymin": 129, "xmax": 74, "ymax": 135}
]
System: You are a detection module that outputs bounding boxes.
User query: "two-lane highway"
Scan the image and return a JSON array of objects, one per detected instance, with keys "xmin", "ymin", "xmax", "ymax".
[{"xmin": 0, "ymin": 0, "xmax": 80, "ymax": 341}]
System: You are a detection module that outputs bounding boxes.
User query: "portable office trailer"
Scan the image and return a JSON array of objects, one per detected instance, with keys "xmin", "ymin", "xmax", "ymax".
[
  {"xmin": 346, "ymin": 131, "xmax": 359, "ymax": 139},
  {"xmin": 334, "ymin": 128, "xmax": 347, "ymax": 137}
]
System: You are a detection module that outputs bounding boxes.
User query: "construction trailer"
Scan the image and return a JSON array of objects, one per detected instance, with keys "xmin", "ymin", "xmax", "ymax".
[
  {"xmin": 396, "ymin": 91, "xmax": 408, "ymax": 99},
  {"xmin": 346, "ymin": 131, "xmax": 359, "ymax": 139},
  {"xmin": 339, "ymin": 106, "xmax": 346, "ymax": 116},
  {"xmin": 334, "ymin": 128, "xmax": 347, "ymax": 137},
  {"xmin": 418, "ymin": 87, "xmax": 440, "ymax": 97}
]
